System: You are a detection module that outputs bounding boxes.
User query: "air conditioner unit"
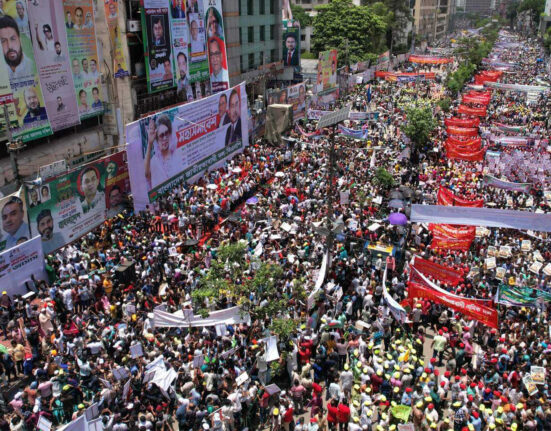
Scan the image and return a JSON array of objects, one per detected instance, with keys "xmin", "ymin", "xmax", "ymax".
[{"xmin": 128, "ymin": 20, "xmax": 141, "ymax": 32}]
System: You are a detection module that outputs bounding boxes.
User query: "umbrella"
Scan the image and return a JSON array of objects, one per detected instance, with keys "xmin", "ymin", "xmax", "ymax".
[
  {"xmin": 275, "ymin": 172, "xmax": 285, "ymax": 178},
  {"xmin": 388, "ymin": 199, "xmax": 405, "ymax": 209},
  {"xmin": 246, "ymin": 196, "xmax": 259, "ymax": 205},
  {"xmin": 206, "ymin": 184, "xmax": 218, "ymax": 190},
  {"xmin": 184, "ymin": 239, "xmax": 198, "ymax": 246},
  {"xmin": 388, "ymin": 212, "xmax": 408, "ymax": 226},
  {"xmin": 389, "ymin": 190, "xmax": 404, "ymax": 200}
]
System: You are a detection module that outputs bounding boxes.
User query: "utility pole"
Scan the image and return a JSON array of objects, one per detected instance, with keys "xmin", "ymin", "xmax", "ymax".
[{"xmin": 3, "ymin": 104, "xmax": 25, "ymax": 187}]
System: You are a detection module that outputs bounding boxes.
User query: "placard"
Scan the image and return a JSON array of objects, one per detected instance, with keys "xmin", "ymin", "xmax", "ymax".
[
  {"xmin": 130, "ymin": 343, "xmax": 144, "ymax": 358},
  {"xmin": 495, "ymin": 267, "xmax": 506, "ymax": 280},
  {"xmin": 530, "ymin": 261, "xmax": 543, "ymax": 274},
  {"xmin": 37, "ymin": 416, "xmax": 52, "ymax": 431},
  {"xmin": 523, "ymin": 375, "xmax": 538, "ymax": 395},
  {"xmin": 531, "ymin": 366, "xmax": 546, "ymax": 385},
  {"xmin": 521, "ymin": 240, "xmax": 532, "ymax": 252},
  {"xmin": 485, "ymin": 257, "xmax": 496, "ymax": 270},
  {"xmin": 236, "ymin": 371, "xmax": 249, "ymax": 386}
]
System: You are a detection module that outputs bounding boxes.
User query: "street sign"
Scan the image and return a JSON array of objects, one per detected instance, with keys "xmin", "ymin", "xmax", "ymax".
[{"xmin": 316, "ymin": 106, "xmax": 351, "ymax": 129}]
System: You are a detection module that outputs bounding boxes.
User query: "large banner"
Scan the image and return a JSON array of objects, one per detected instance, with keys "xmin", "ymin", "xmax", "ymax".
[
  {"xmin": 457, "ymin": 105, "xmax": 487, "ymax": 117},
  {"xmin": 316, "ymin": 50, "xmax": 337, "ymax": 93},
  {"xmin": 0, "ymin": 8, "xmax": 52, "ymax": 141},
  {"xmin": 169, "ymin": 0, "xmax": 193, "ymax": 99},
  {"xmin": 445, "ymin": 116, "xmax": 480, "ymax": 128},
  {"xmin": 446, "ymin": 126, "xmax": 479, "ymax": 137},
  {"xmin": 186, "ymin": 1, "xmax": 209, "ymax": 83},
  {"xmin": 142, "ymin": 0, "xmax": 175, "ymax": 93},
  {"xmin": 408, "ymin": 54, "xmax": 453, "ymax": 64},
  {"xmin": 204, "ymin": 0, "xmax": 229, "ymax": 94},
  {"xmin": 411, "ymin": 256, "xmax": 463, "ymax": 286},
  {"xmin": 267, "ymin": 83, "xmax": 306, "ymax": 122},
  {"xmin": 447, "ymin": 147, "xmax": 485, "ymax": 162},
  {"xmin": 63, "ymin": 0, "xmax": 105, "ymax": 119},
  {"xmin": 0, "ymin": 236, "xmax": 46, "ymax": 297},
  {"xmin": 428, "ymin": 223, "xmax": 476, "ymax": 239},
  {"xmin": 483, "ymin": 174, "xmax": 531, "ymax": 193},
  {"xmin": 485, "ymin": 82, "xmax": 548, "ymax": 93},
  {"xmin": 27, "ymin": 0, "xmax": 80, "ymax": 131},
  {"xmin": 376, "ymin": 50, "xmax": 389, "ymax": 71},
  {"xmin": 27, "ymin": 152, "xmax": 130, "ymax": 254},
  {"xmin": 282, "ymin": 26, "xmax": 300, "ymax": 69},
  {"xmin": 445, "ymin": 137, "xmax": 482, "ymax": 151},
  {"xmin": 0, "ymin": 52, "xmax": 17, "ymax": 137},
  {"xmin": 0, "ymin": 189, "xmax": 31, "ymax": 252},
  {"xmin": 126, "ymin": 82, "xmax": 249, "ymax": 211},
  {"xmin": 104, "ymin": 0, "xmax": 130, "ymax": 78},
  {"xmin": 437, "ymin": 186, "xmax": 484, "ymax": 207}
]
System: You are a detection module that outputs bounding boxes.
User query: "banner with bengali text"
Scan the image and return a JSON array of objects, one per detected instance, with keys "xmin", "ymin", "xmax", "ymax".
[
  {"xmin": 444, "ymin": 117, "xmax": 480, "ymax": 128},
  {"xmin": 457, "ymin": 105, "xmax": 487, "ymax": 117},
  {"xmin": 104, "ymin": 0, "xmax": 130, "ymax": 78},
  {"xmin": 408, "ymin": 55, "xmax": 453, "ymax": 64},
  {"xmin": 411, "ymin": 256, "xmax": 463, "ymax": 286},
  {"xmin": 483, "ymin": 174, "xmax": 531, "ymax": 193}
]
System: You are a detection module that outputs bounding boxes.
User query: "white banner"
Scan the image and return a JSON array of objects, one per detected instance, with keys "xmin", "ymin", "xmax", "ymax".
[
  {"xmin": 126, "ymin": 82, "xmax": 249, "ymax": 211},
  {"xmin": 153, "ymin": 305, "xmax": 250, "ymax": 328},
  {"xmin": 0, "ymin": 236, "xmax": 46, "ymax": 297}
]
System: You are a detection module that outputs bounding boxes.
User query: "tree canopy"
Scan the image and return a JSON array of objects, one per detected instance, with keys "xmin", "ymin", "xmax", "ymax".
[
  {"xmin": 403, "ymin": 106, "xmax": 437, "ymax": 150},
  {"xmin": 290, "ymin": 3, "xmax": 312, "ymax": 27}
]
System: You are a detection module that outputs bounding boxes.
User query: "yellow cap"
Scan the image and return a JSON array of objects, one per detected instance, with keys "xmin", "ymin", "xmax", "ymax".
[{"xmin": 273, "ymin": 408, "xmax": 279, "ymax": 416}]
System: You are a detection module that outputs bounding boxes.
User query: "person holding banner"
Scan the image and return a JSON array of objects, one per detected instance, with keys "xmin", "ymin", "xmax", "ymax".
[{"xmin": 144, "ymin": 115, "xmax": 179, "ymax": 188}]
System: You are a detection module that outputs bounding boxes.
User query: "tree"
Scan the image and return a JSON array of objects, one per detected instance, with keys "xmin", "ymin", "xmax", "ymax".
[
  {"xmin": 312, "ymin": 0, "xmax": 389, "ymax": 65},
  {"xmin": 290, "ymin": 4, "xmax": 312, "ymax": 27},
  {"xmin": 373, "ymin": 167, "xmax": 395, "ymax": 189},
  {"xmin": 518, "ymin": 0, "xmax": 545, "ymax": 30},
  {"xmin": 403, "ymin": 106, "xmax": 437, "ymax": 154},
  {"xmin": 506, "ymin": 0, "xmax": 520, "ymax": 27}
]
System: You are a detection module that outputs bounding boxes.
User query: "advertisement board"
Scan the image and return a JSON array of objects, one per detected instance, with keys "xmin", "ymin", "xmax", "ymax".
[
  {"xmin": 126, "ymin": 82, "xmax": 249, "ymax": 211},
  {"xmin": 0, "ymin": 236, "xmax": 46, "ymax": 297},
  {"xmin": 141, "ymin": 0, "xmax": 175, "ymax": 93},
  {"xmin": 62, "ymin": 0, "xmax": 105, "ymax": 119},
  {"xmin": 104, "ymin": 0, "xmax": 130, "ymax": 78},
  {"xmin": 282, "ymin": 26, "xmax": 300, "ymax": 70},
  {"xmin": 169, "ymin": 0, "xmax": 193, "ymax": 99},
  {"xmin": 316, "ymin": 50, "xmax": 338, "ymax": 93},
  {"xmin": 27, "ymin": 0, "xmax": 80, "ymax": 131},
  {"xmin": 203, "ymin": 0, "xmax": 229, "ymax": 94},
  {"xmin": 0, "ymin": 9, "xmax": 52, "ymax": 141},
  {"xmin": 0, "ymin": 188, "xmax": 31, "ymax": 253},
  {"xmin": 186, "ymin": 1, "xmax": 209, "ymax": 83},
  {"xmin": 27, "ymin": 152, "xmax": 130, "ymax": 254}
]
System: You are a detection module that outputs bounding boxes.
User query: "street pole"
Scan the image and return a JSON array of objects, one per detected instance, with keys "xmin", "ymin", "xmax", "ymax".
[{"xmin": 3, "ymin": 104, "xmax": 25, "ymax": 187}]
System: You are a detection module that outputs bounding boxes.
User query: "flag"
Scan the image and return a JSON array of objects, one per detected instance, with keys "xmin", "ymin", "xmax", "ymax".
[{"xmin": 366, "ymin": 84, "xmax": 372, "ymax": 103}]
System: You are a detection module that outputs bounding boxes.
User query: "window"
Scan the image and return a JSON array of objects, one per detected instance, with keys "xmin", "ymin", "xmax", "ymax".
[
  {"xmin": 248, "ymin": 0, "xmax": 253, "ymax": 15},
  {"xmin": 260, "ymin": 0, "xmax": 265, "ymax": 14},
  {"xmin": 239, "ymin": 28, "xmax": 242, "ymax": 45},
  {"xmin": 249, "ymin": 53, "xmax": 255, "ymax": 69},
  {"xmin": 270, "ymin": 0, "xmax": 275, "ymax": 14},
  {"xmin": 240, "ymin": 55, "xmax": 244, "ymax": 73},
  {"xmin": 260, "ymin": 25, "xmax": 265, "ymax": 41},
  {"xmin": 270, "ymin": 24, "xmax": 275, "ymax": 40},
  {"xmin": 301, "ymin": 34, "xmax": 305, "ymax": 41},
  {"xmin": 271, "ymin": 49, "xmax": 276, "ymax": 63},
  {"xmin": 248, "ymin": 26, "xmax": 254, "ymax": 43}
]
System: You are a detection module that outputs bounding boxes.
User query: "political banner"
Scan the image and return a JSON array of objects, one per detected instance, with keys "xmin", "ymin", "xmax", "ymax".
[
  {"xmin": 267, "ymin": 83, "xmax": 306, "ymax": 122},
  {"xmin": 376, "ymin": 50, "xmax": 389, "ymax": 71},
  {"xmin": 104, "ymin": 0, "xmax": 130, "ymax": 78},
  {"xmin": 411, "ymin": 256, "xmax": 463, "ymax": 286},
  {"xmin": 0, "ymin": 236, "xmax": 46, "ymax": 297},
  {"xmin": 391, "ymin": 405, "xmax": 412, "ymax": 422},
  {"xmin": 483, "ymin": 174, "xmax": 531, "ymax": 193},
  {"xmin": 141, "ymin": 0, "xmax": 175, "ymax": 93},
  {"xmin": 488, "ymin": 135, "xmax": 533, "ymax": 146},
  {"xmin": 27, "ymin": 152, "xmax": 130, "ymax": 254},
  {"xmin": 0, "ymin": 52, "xmax": 17, "ymax": 138},
  {"xmin": 492, "ymin": 122, "xmax": 527, "ymax": 133},
  {"xmin": 428, "ymin": 223, "xmax": 476, "ymax": 240},
  {"xmin": 375, "ymin": 71, "xmax": 436, "ymax": 80},
  {"xmin": 282, "ymin": 26, "xmax": 300, "ymax": 69},
  {"xmin": 27, "ymin": 0, "xmax": 80, "ymax": 131},
  {"xmin": 485, "ymin": 81, "xmax": 548, "ymax": 93},
  {"xmin": 457, "ymin": 105, "xmax": 487, "ymax": 117},
  {"xmin": 168, "ymin": 0, "xmax": 193, "ymax": 99},
  {"xmin": 437, "ymin": 187, "xmax": 484, "ymax": 207},
  {"xmin": 408, "ymin": 281, "xmax": 498, "ymax": 329},
  {"xmin": 462, "ymin": 94, "xmax": 490, "ymax": 105},
  {"xmin": 126, "ymin": 82, "xmax": 249, "ymax": 211},
  {"xmin": 431, "ymin": 236, "xmax": 473, "ymax": 251},
  {"xmin": 0, "ymin": 188, "xmax": 31, "ymax": 252},
  {"xmin": 445, "ymin": 137, "xmax": 482, "ymax": 151},
  {"xmin": 316, "ymin": 50, "xmax": 338, "ymax": 93},
  {"xmin": 447, "ymin": 147, "xmax": 485, "ymax": 162},
  {"xmin": 204, "ymin": 0, "xmax": 229, "ymax": 94},
  {"xmin": 0, "ymin": 8, "xmax": 52, "ymax": 141},
  {"xmin": 63, "ymin": 0, "xmax": 105, "ymax": 119},
  {"xmin": 186, "ymin": 1, "xmax": 209, "ymax": 84},
  {"xmin": 446, "ymin": 126, "xmax": 479, "ymax": 137},
  {"xmin": 307, "ymin": 109, "xmax": 378, "ymax": 122},
  {"xmin": 408, "ymin": 54, "xmax": 453, "ymax": 64}
]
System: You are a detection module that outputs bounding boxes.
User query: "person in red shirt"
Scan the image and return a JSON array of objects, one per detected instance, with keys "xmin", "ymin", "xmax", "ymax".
[
  {"xmin": 326, "ymin": 399, "xmax": 338, "ymax": 429},
  {"xmin": 337, "ymin": 400, "xmax": 351, "ymax": 431}
]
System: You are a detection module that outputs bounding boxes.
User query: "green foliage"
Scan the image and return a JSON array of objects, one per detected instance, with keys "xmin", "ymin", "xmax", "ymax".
[
  {"xmin": 373, "ymin": 167, "xmax": 395, "ymax": 189},
  {"xmin": 312, "ymin": 0, "xmax": 389, "ymax": 65},
  {"xmin": 446, "ymin": 62, "xmax": 476, "ymax": 96},
  {"xmin": 545, "ymin": 27, "xmax": 551, "ymax": 52},
  {"xmin": 290, "ymin": 4, "xmax": 312, "ymax": 27},
  {"xmin": 403, "ymin": 106, "xmax": 437, "ymax": 149},
  {"xmin": 301, "ymin": 51, "xmax": 317, "ymax": 59},
  {"xmin": 437, "ymin": 97, "xmax": 452, "ymax": 113},
  {"xmin": 270, "ymin": 318, "xmax": 298, "ymax": 341},
  {"xmin": 518, "ymin": 0, "xmax": 545, "ymax": 16}
]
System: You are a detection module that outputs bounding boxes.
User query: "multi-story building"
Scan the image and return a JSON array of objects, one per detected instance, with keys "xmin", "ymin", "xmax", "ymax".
[
  {"xmin": 413, "ymin": 0, "xmax": 451, "ymax": 43},
  {"xmin": 464, "ymin": 0, "xmax": 493, "ymax": 16}
]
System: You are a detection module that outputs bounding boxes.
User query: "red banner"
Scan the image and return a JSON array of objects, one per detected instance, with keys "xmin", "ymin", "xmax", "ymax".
[
  {"xmin": 429, "ymin": 223, "xmax": 476, "ymax": 238},
  {"xmin": 408, "ymin": 282, "xmax": 498, "ymax": 329},
  {"xmin": 444, "ymin": 117, "xmax": 480, "ymax": 128},
  {"xmin": 408, "ymin": 55, "xmax": 453, "ymax": 64},
  {"xmin": 445, "ymin": 138, "xmax": 482, "ymax": 152},
  {"xmin": 466, "ymin": 90, "xmax": 492, "ymax": 98},
  {"xmin": 446, "ymin": 126, "xmax": 479, "ymax": 137},
  {"xmin": 457, "ymin": 105, "xmax": 487, "ymax": 117},
  {"xmin": 447, "ymin": 147, "xmax": 486, "ymax": 161},
  {"xmin": 431, "ymin": 235, "xmax": 473, "ymax": 251},
  {"xmin": 437, "ymin": 186, "xmax": 484, "ymax": 207},
  {"xmin": 375, "ymin": 71, "xmax": 436, "ymax": 80},
  {"xmin": 462, "ymin": 95, "xmax": 490, "ymax": 106},
  {"xmin": 411, "ymin": 256, "xmax": 463, "ymax": 286}
]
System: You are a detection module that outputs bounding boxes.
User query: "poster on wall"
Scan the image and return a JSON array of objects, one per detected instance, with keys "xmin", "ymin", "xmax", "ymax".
[
  {"xmin": 62, "ymin": 0, "xmax": 105, "ymax": 119},
  {"xmin": 0, "ymin": 10, "xmax": 52, "ymax": 141},
  {"xmin": 27, "ymin": 0, "xmax": 80, "ymax": 131},
  {"xmin": 0, "ymin": 54, "xmax": 17, "ymax": 137},
  {"xmin": 266, "ymin": 83, "xmax": 306, "ymax": 122},
  {"xmin": 0, "ymin": 236, "xmax": 47, "ymax": 297},
  {"xmin": 27, "ymin": 152, "xmax": 130, "ymax": 254},
  {"xmin": 104, "ymin": 0, "xmax": 130, "ymax": 78},
  {"xmin": 316, "ymin": 50, "xmax": 338, "ymax": 93},
  {"xmin": 187, "ymin": 3, "xmax": 209, "ymax": 83},
  {"xmin": 0, "ymin": 188, "xmax": 31, "ymax": 253},
  {"xmin": 203, "ymin": 0, "xmax": 229, "ymax": 94},
  {"xmin": 169, "ymin": 0, "xmax": 194, "ymax": 100},
  {"xmin": 142, "ymin": 0, "xmax": 175, "ymax": 93},
  {"xmin": 282, "ymin": 26, "xmax": 300, "ymax": 70},
  {"xmin": 126, "ymin": 82, "xmax": 249, "ymax": 211}
]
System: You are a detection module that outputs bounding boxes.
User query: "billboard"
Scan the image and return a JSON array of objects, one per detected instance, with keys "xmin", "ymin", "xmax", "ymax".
[
  {"xmin": 142, "ymin": 0, "xmax": 175, "ymax": 93},
  {"xmin": 169, "ymin": 0, "xmax": 193, "ymax": 99},
  {"xmin": 27, "ymin": 0, "xmax": 80, "ymax": 131},
  {"xmin": 62, "ymin": 0, "xmax": 105, "ymax": 119},
  {"xmin": 27, "ymin": 152, "xmax": 130, "ymax": 254},
  {"xmin": 0, "ymin": 188, "xmax": 31, "ymax": 253},
  {"xmin": 0, "ymin": 10, "xmax": 52, "ymax": 141},
  {"xmin": 126, "ymin": 82, "xmax": 249, "ymax": 211},
  {"xmin": 316, "ymin": 50, "xmax": 338, "ymax": 93},
  {"xmin": 0, "ymin": 236, "xmax": 46, "ymax": 297},
  {"xmin": 187, "ymin": 2, "xmax": 209, "ymax": 83},
  {"xmin": 204, "ymin": 0, "xmax": 229, "ymax": 94},
  {"xmin": 104, "ymin": 0, "xmax": 130, "ymax": 78},
  {"xmin": 282, "ymin": 26, "xmax": 300, "ymax": 70},
  {"xmin": 266, "ymin": 82, "xmax": 306, "ymax": 122}
]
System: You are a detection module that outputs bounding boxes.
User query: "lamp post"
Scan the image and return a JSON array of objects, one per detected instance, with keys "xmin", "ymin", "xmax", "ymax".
[{"xmin": 3, "ymin": 104, "xmax": 25, "ymax": 187}]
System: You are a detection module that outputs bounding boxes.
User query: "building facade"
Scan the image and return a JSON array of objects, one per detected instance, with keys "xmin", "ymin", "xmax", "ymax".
[{"xmin": 413, "ymin": 0, "xmax": 452, "ymax": 43}]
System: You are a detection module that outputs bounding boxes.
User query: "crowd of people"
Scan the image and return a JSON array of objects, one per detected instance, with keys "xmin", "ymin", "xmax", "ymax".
[{"xmin": 0, "ymin": 27, "xmax": 550, "ymax": 431}]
